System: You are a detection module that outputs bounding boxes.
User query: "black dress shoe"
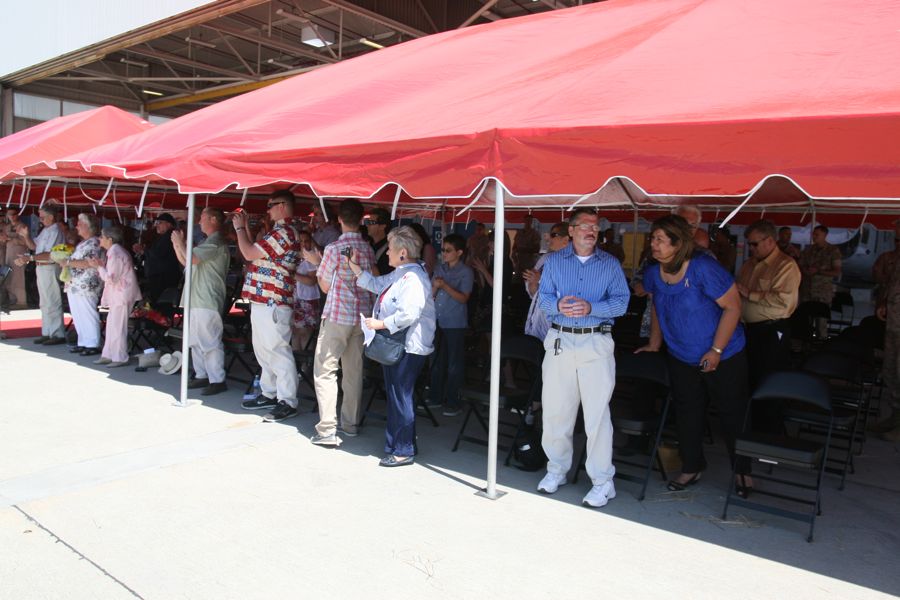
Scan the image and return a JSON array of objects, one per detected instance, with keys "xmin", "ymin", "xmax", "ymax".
[
  {"xmin": 42, "ymin": 337, "xmax": 66, "ymax": 346},
  {"xmin": 69, "ymin": 346, "xmax": 85, "ymax": 353},
  {"xmin": 201, "ymin": 382, "xmax": 228, "ymax": 396},
  {"xmin": 188, "ymin": 377, "xmax": 210, "ymax": 389},
  {"xmin": 33, "ymin": 336, "xmax": 49, "ymax": 344},
  {"xmin": 80, "ymin": 348, "xmax": 101, "ymax": 356}
]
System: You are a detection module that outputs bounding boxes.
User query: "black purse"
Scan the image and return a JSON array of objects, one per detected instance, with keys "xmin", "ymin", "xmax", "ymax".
[{"xmin": 364, "ymin": 326, "xmax": 407, "ymax": 366}]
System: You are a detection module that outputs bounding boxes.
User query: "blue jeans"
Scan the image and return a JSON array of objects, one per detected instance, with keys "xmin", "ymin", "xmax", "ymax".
[
  {"xmin": 383, "ymin": 352, "xmax": 427, "ymax": 456},
  {"xmin": 429, "ymin": 328, "xmax": 466, "ymax": 409}
]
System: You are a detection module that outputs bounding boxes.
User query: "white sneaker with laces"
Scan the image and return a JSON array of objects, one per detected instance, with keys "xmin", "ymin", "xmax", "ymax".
[
  {"xmin": 537, "ymin": 472, "xmax": 568, "ymax": 494},
  {"xmin": 582, "ymin": 480, "xmax": 616, "ymax": 508}
]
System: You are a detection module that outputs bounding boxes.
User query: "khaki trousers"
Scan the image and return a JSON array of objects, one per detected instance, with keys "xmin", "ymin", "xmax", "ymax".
[
  {"xmin": 189, "ymin": 308, "xmax": 225, "ymax": 384},
  {"xmin": 541, "ymin": 330, "xmax": 616, "ymax": 486},
  {"xmin": 313, "ymin": 319, "xmax": 364, "ymax": 436},
  {"xmin": 36, "ymin": 264, "xmax": 65, "ymax": 339}
]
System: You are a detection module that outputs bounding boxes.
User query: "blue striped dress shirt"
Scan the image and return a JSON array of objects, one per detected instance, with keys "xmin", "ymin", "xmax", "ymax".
[{"xmin": 537, "ymin": 244, "xmax": 630, "ymax": 327}]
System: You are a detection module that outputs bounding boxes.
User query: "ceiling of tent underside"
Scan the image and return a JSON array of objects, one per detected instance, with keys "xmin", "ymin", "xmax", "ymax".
[{"xmin": 2, "ymin": 0, "xmax": 603, "ymax": 119}]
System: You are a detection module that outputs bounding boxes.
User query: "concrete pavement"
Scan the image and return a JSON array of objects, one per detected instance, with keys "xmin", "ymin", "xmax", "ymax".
[{"xmin": 1, "ymin": 335, "xmax": 899, "ymax": 599}]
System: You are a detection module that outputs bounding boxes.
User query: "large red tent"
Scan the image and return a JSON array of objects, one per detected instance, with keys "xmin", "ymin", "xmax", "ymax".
[
  {"xmin": 24, "ymin": 0, "xmax": 900, "ymax": 213},
  {"xmin": 1, "ymin": 106, "xmax": 153, "ymax": 182}
]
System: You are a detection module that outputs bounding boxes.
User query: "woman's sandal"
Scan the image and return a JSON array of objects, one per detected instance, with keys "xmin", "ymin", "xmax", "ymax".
[
  {"xmin": 667, "ymin": 472, "xmax": 702, "ymax": 491},
  {"xmin": 735, "ymin": 474, "xmax": 753, "ymax": 498}
]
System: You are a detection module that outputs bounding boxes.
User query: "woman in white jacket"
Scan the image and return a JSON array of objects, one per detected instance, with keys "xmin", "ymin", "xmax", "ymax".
[{"xmin": 348, "ymin": 226, "xmax": 436, "ymax": 467}]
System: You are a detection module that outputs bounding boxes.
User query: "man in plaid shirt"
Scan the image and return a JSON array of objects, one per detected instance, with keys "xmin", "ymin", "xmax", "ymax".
[{"xmin": 310, "ymin": 199, "xmax": 375, "ymax": 446}]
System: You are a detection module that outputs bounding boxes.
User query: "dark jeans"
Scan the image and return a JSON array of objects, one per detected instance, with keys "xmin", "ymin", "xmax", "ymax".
[
  {"xmin": 383, "ymin": 352, "xmax": 427, "ymax": 457},
  {"xmin": 430, "ymin": 328, "xmax": 466, "ymax": 409},
  {"xmin": 667, "ymin": 350, "xmax": 750, "ymax": 475},
  {"xmin": 746, "ymin": 319, "xmax": 792, "ymax": 433}
]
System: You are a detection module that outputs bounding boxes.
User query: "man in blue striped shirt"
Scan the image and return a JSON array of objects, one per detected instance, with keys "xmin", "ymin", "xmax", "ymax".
[{"xmin": 536, "ymin": 207, "xmax": 630, "ymax": 508}]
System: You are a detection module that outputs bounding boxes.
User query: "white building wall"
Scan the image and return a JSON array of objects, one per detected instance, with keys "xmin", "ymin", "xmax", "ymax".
[{"xmin": 0, "ymin": 0, "xmax": 216, "ymax": 78}]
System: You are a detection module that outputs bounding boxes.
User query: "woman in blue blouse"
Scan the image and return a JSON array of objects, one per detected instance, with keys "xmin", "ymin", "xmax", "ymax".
[
  {"xmin": 637, "ymin": 215, "xmax": 752, "ymax": 496},
  {"xmin": 348, "ymin": 226, "xmax": 436, "ymax": 467}
]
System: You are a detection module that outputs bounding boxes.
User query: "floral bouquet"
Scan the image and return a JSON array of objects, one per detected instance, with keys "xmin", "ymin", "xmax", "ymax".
[{"xmin": 49, "ymin": 243, "xmax": 75, "ymax": 282}]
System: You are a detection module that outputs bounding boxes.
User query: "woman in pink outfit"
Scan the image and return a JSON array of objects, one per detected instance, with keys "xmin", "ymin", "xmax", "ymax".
[{"xmin": 88, "ymin": 226, "xmax": 143, "ymax": 367}]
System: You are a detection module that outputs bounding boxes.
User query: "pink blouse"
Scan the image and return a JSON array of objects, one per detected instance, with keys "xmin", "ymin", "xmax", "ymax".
[{"xmin": 98, "ymin": 244, "xmax": 143, "ymax": 307}]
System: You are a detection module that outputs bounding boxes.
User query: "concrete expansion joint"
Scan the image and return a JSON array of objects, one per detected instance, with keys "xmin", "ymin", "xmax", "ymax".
[{"xmin": 12, "ymin": 505, "xmax": 145, "ymax": 600}]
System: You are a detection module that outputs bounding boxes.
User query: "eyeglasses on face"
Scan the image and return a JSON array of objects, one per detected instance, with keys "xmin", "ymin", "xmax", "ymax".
[
  {"xmin": 549, "ymin": 232, "xmax": 568, "ymax": 238},
  {"xmin": 747, "ymin": 236, "xmax": 770, "ymax": 248},
  {"xmin": 442, "ymin": 247, "xmax": 458, "ymax": 253},
  {"xmin": 267, "ymin": 201, "xmax": 286, "ymax": 209},
  {"xmin": 573, "ymin": 223, "xmax": 601, "ymax": 233}
]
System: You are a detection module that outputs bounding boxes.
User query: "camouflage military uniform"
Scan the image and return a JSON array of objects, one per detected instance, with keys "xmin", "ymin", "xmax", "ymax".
[
  {"xmin": 799, "ymin": 243, "xmax": 841, "ymax": 304},
  {"xmin": 883, "ymin": 257, "xmax": 900, "ymax": 410}
]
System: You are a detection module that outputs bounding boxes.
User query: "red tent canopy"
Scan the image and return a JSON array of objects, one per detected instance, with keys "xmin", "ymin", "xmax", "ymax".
[
  {"xmin": 1, "ymin": 106, "xmax": 153, "ymax": 182},
  {"xmin": 30, "ymin": 0, "xmax": 900, "ymax": 207}
]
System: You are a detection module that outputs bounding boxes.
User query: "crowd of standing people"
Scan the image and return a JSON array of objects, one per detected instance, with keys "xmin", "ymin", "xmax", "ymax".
[{"xmin": 2, "ymin": 196, "xmax": 897, "ymax": 505}]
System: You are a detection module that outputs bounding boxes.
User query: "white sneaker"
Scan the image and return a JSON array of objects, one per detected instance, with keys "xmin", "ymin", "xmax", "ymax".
[
  {"xmin": 537, "ymin": 472, "xmax": 568, "ymax": 494},
  {"xmin": 582, "ymin": 481, "xmax": 616, "ymax": 508}
]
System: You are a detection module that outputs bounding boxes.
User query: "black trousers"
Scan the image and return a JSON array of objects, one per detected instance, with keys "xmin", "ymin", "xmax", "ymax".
[
  {"xmin": 745, "ymin": 319, "xmax": 792, "ymax": 390},
  {"xmin": 667, "ymin": 350, "xmax": 750, "ymax": 475},
  {"xmin": 745, "ymin": 319, "xmax": 792, "ymax": 433}
]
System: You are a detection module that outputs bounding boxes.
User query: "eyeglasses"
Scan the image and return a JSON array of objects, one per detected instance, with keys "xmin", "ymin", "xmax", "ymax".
[
  {"xmin": 747, "ymin": 236, "xmax": 770, "ymax": 248},
  {"xmin": 442, "ymin": 247, "xmax": 457, "ymax": 253},
  {"xmin": 266, "ymin": 201, "xmax": 286, "ymax": 209},
  {"xmin": 573, "ymin": 224, "xmax": 601, "ymax": 233},
  {"xmin": 549, "ymin": 232, "xmax": 568, "ymax": 238}
]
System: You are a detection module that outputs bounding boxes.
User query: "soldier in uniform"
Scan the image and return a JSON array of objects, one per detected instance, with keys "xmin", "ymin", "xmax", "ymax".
[
  {"xmin": 873, "ymin": 230, "xmax": 900, "ymax": 303},
  {"xmin": 872, "ymin": 255, "xmax": 900, "ymax": 441},
  {"xmin": 798, "ymin": 225, "xmax": 841, "ymax": 338}
]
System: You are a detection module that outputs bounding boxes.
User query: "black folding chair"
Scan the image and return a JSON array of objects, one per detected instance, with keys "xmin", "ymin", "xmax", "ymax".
[
  {"xmin": 723, "ymin": 371, "xmax": 833, "ymax": 542},
  {"xmin": 572, "ymin": 351, "xmax": 672, "ymax": 500},
  {"xmin": 827, "ymin": 291, "xmax": 855, "ymax": 337},
  {"xmin": 360, "ymin": 357, "xmax": 439, "ymax": 428},
  {"xmin": 796, "ymin": 352, "xmax": 866, "ymax": 489},
  {"xmin": 451, "ymin": 335, "xmax": 543, "ymax": 465},
  {"xmin": 128, "ymin": 286, "xmax": 182, "ymax": 352}
]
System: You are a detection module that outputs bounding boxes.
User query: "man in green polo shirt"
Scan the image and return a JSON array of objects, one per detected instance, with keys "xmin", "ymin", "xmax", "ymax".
[{"xmin": 172, "ymin": 207, "xmax": 231, "ymax": 396}]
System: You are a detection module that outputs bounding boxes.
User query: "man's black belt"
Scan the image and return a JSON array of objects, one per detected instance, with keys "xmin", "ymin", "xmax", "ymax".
[
  {"xmin": 746, "ymin": 318, "xmax": 789, "ymax": 327},
  {"xmin": 551, "ymin": 323, "xmax": 612, "ymax": 334}
]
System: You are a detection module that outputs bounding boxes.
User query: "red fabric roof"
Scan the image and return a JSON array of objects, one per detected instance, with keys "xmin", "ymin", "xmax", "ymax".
[
  {"xmin": 24, "ymin": 0, "xmax": 900, "ymax": 205},
  {"xmin": 0, "ymin": 106, "xmax": 153, "ymax": 181}
]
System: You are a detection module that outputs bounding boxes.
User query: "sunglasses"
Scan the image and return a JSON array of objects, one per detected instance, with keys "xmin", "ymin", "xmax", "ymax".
[
  {"xmin": 442, "ymin": 247, "xmax": 458, "ymax": 253},
  {"xmin": 549, "ymin": 232, "xmax": 568, "ymax": 238},
  {"xmin": 747, "ymin": 236, "xmax": 770, "ymax": 248},
  {"xmin": 267, "ymin": 201, "xmax": 286, "ymax": 209}
]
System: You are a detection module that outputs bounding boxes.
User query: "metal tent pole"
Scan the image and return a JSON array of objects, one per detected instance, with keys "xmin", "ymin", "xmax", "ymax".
[
  {"xmin": 176, "ymin": 193, "xmax": 195, "ymax": 407},
  {"xmin": 478, "ymin": 179, "xmax": 507, "ymax": 500}
]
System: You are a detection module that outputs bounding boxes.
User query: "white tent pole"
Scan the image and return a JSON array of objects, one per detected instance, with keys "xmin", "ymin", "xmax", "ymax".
[
  {"xmin": 482, "ymin": 179, "xmax": 505, "ymax": 500},
  {"xmin": 177, "ymin": 192, "xmax": 196, "ymax": 407},
  {"xmin": 631, "ymin": 208, "xmax": 639, "ymax": 279}
]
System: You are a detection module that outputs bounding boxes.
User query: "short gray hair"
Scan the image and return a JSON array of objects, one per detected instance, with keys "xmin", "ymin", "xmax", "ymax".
[
  {"xmin": 101, "ymin": 225, "xmax": 124, "ymax": 245},
  {"xmin": 77, "ymin": 213, "xmax": 100, "ymax": 235},
  {"xmin": 387, "ymin": 226, "xmax": 423, "ymax": 260}
]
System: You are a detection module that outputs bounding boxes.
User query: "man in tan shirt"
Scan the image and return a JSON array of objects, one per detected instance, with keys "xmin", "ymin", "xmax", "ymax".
[{"xmin": 737, "ymin": 220, "xmax": 801, "ymax": 408}]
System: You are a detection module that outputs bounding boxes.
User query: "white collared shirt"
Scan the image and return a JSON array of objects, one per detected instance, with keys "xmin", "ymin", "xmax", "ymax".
[
  {"xmin": 34, "ymin": 223, "xmax": 64, "ymax": 254},
  {"xmin": 357, "ymin": 262, "xmax": 436, "ymax": 355}
]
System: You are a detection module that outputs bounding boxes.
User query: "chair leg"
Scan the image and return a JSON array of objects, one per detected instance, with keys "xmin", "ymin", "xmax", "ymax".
[
  {"xmin": 452, "ymin": 404, "xmax": 475, "ymax": 452},
  {"xmin": 721, "ymin": 457, "xmax": 742, "ymax": 520},
  {"xmin": 359, "ymin": 386, "xmax": 380, "ymax": 428}
]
